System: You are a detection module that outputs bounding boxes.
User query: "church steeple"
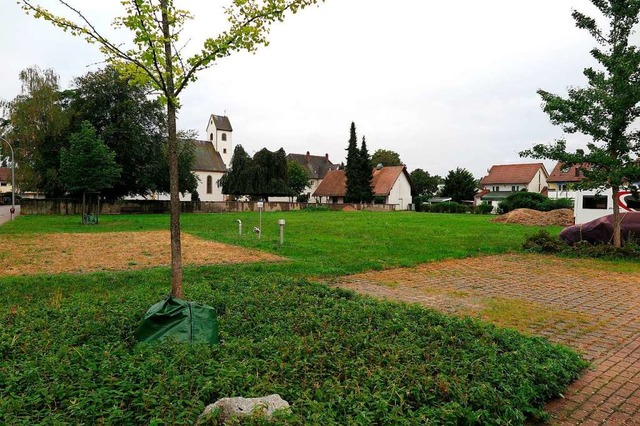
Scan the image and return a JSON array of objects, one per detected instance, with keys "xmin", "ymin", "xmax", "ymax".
[{"xmin": 205, "ymin": 114, "xmax": 233, "ymax": 167}]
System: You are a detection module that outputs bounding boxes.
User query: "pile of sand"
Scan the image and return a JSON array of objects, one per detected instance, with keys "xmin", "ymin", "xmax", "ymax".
[{"xmin": 491, "ymin": 208, "xmax": 574, "ymax": 227}]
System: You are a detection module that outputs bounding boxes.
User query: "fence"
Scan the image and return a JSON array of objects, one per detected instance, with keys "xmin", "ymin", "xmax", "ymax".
[{"xmin": 19, "ymin": 199, "xmax": 398, "ymax": 215}]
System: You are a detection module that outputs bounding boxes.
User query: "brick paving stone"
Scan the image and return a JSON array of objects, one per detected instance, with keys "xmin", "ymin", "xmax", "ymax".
[{"xmin": 330, "ymin": 254, "xmax": 640, "ymax": 425}]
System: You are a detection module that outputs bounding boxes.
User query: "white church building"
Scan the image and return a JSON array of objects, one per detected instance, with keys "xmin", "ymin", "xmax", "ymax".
[{"xmin": 142, "ymin": 114, "xmax": 232, "ymax": 202}]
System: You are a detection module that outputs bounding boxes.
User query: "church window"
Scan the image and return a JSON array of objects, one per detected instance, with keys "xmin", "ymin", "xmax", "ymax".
[
  {"xmin": 221, "ymin": 133, "xmax": 227, "ymax": 141},
  {"xmin": 210, "ymin": 133, "xmax": 213, "ymax": 141},
  {"xmin": 223, "ymin": 148, "xmax": 227, "ymax": 154},
  {"xmin": 207, "ymin": 176, "xmax": 213, "ymax": 194}
]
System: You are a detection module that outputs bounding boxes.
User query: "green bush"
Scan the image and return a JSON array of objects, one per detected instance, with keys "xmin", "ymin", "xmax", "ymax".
[
  {"xmin": 421, "ymin": 201, "xmax": 469, "ymax": 213},
  {"xmin": 474, "ymin": 202, "xmax": 494, "ymax": 215},
  {"xmin": 499, "ymin": 192, "xmax": 573, "ymax": 214},
  {"xmin": 523, "ymin": 230, "xmax": 640, "ymax": 259}
]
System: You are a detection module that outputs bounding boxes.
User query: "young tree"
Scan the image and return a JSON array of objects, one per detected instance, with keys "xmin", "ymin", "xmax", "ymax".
[
  {"xmin": 520, "ymin": 0, "xmax": 640, "ymax": 247},
  {"xmin": 371, "ymin": 149, "xmax": 402, "ymax": 167},
  {"xmin": 345, "ymin": 122, "xmax": 361, "ymax": 203},
  {"xmin": 359, "ymin": 136, "xmax": 374, "ymax": 203},
  {"xmin": 287, "ymin": 160, "xmax": 311, "ymax": 201},
  {"xmin": 441, "ymin": 168, "xmax": 476, "ymax": 203},
  {"xmin": 21, "ymin": 0, "xmax": 325, "ymax": 298},
  {"xmin": 59, "ymin": 121, "xmax": 121, "ymax": 215}
]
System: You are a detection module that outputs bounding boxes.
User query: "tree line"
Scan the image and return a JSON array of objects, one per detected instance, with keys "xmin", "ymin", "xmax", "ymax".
[{"xmin": 1, "ymin": 66, "xmax": 196, "ymax": 199}]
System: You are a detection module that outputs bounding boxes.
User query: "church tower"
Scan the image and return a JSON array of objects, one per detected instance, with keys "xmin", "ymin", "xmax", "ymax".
[{"xmin": 205, "ymin": 115, "xmax": 233, "ymax": 167}]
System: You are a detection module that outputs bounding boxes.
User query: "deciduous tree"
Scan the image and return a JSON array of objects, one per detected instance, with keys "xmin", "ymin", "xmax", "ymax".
[
  {"xmin": 410, "ymin": 168, "xmax": 441, "ymax": 197},
  {"xmin": 287, "ymin": 160, "xmax": 311, "ymax": 201},
  {"xmin": 371, "ymin": 149, "xmax": 402, "ymax": 167},
  {"xmin": 20, "ymin": 0, "xmax": 326, "ymax": 297},
  {"xmin": 520, "ymin": 0, "xmax": 640, "ymax": 247}
]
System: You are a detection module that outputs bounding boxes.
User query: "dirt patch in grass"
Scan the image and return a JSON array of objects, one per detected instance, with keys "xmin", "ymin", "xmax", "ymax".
[{"xmin": 1, "ymin": 231, "xmax": 284, "ymax": 275}]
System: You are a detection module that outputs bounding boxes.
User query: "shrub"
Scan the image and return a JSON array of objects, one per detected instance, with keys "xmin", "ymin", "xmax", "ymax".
[
  {"xmin": 474, "ymin": 202, "xmax": 494, "ymax": 215},
  {"xmin": 498, "ymin": 192, "xmax": 548, "ymax": 213},
  {"xmin": 421, "ymin": 201, "xmax": 469, "ymax": 213},
  {"xmin": 499, "ymin": 192, "xmax": 573, "ymax": 214},
  {"xmin": 523, "ymin": 230, "xmax": 640, "ymax": 259}
]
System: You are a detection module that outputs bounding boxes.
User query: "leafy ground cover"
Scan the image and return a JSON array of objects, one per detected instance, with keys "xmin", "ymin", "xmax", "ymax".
[{"xmin": 0, "ymin": 211, "xmax": 590, "ymax": 424}]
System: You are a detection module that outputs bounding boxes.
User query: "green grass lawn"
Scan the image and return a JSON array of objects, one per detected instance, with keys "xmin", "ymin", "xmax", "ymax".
[{"xmin": 0, "ymin": 211, "xmax": 590, "ymax": 424}]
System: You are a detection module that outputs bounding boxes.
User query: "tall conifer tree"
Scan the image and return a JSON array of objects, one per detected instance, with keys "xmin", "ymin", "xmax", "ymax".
[
  {"xmin": 359, "ymin": 136, "xmax": 374, "ymax": 203},
  {"xmin": 345, "ymin": 122, "xmax": 360, "ymax": 203}
]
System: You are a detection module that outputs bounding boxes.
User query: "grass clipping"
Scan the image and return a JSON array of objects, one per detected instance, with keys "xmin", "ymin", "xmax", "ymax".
[
  {"xmin": 1, "ymin": 231, "xmax": 283, "ymax": 275},
  {"xmin": 491, "ymin": 208, "xmax": 574, "ymax": 226}
]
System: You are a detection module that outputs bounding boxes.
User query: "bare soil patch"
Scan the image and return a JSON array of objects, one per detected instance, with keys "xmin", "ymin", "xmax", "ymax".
[
  {"xmin": 491, "ymin": 208, "xmax": 574, "ymax": 226},
  {"xmin": 1, "ymin": 231, "xmax": 284, "ymax": 275}
]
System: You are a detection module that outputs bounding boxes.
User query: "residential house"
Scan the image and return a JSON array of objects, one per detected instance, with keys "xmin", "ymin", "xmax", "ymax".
[
  {"xmin": 476, "ymin": 163, "xmax": 549, "ymax": 211},
  {"xmin": 270, "ymin": 151, "xmax": 338, "ymax": 202},
  {"xmin": 313, "ymin": 165, "xmax": 414, "ymax": 210},
  {"xmin": 547, "ymin": 162, "xmax": 585, "ymax": 200}
]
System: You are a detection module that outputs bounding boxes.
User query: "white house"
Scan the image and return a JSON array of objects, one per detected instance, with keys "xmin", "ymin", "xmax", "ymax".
[
  {"xmin": 475, "ymin": 163, "xmax": 549, "ymax": 212},
  {"xmin": 313, "ymin": 165, "xmax": 414, "ymax": 210}
]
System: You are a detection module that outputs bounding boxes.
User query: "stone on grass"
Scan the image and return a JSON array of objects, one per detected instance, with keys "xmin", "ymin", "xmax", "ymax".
[{"xmin": 198, "ymin": 394, "xmax": 290, "ymax": 424}]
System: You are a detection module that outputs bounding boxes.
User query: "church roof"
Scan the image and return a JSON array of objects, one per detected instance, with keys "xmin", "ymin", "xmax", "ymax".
[
  {"xmin": 287, "ymin": 152, "xmax": 338, "ymax": 179},
  {"xmin": 190, "ymin": 140, "xmax": 227, "ymax": 172},
  {"xmin": 210, "ymin": 115, "xmax": 233, "ymax": 132}
]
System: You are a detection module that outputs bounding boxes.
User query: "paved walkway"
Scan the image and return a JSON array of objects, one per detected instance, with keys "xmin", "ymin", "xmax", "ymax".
[
  {"xmin": 0, "ymin": 204, "xmax": 19, "ymax": 226},
  {"xmin": 330, "ymin": 254, "xmax": 640, "ymax": 425}
]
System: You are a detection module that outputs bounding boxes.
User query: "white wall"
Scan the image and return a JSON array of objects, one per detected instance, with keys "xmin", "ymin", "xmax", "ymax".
[
  {"xmin": 387, "ymin": 173, "xmax": 413, "ymax": 210},
  {"xmin": 527, "ymin": 169, "xmax": 547, "ymax": 193}
]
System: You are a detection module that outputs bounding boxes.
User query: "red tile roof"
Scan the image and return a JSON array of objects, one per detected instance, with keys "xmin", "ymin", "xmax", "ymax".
[
  {"xmin": 480, "ymin": 163, "xmax": 547, "ymax": 185},
  {"xmin": 313, "ymin": 166, "xmax": 411, "ymax": 197},
  {"xmin": 313, "ymin": 169, "xmax": 346, "ymax": 197},
  {"xmin": 547, "ymin": 162, "xmax": 587, "ymax": 183}
]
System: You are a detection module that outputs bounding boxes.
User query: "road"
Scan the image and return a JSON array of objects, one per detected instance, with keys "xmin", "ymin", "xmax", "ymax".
[{"xmin": 0, "ymin": 204, "xmax": 20, "ymax": 226}]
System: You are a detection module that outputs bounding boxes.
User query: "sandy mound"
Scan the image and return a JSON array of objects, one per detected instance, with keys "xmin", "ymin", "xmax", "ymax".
[{"xmin": 491, "ymin": 208, "xmax": 574, "ymax": 226}]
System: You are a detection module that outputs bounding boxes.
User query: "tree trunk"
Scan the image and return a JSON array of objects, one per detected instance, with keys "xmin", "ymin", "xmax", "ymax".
[
  {"xmin": 162, "ymin": 1, "xmax": 182, "ymax": 298},
  {"xmin": 612, "ymin": 186, "xmax": 622, "ymax": 248}
]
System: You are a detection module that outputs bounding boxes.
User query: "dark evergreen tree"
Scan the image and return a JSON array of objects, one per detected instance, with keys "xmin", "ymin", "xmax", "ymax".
[
  {"xmin": 345, "ymin": 122, "xmax": 361, "ymax": 203},
  {"xmin": 359, "ymin": 135, "xmax": 374, "ymax": 203},
  {"xmin": 219, "ymin": 146, "xmax": 289, "ymax": 200},
  {"xmin": 442, "ymin": 168, "xmax": 477, "ymax": 203}
]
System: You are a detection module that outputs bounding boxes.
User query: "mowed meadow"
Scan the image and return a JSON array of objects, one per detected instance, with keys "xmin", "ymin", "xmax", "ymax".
[{"xmin": 0, "ymin": 211, "xmax": 590, "ymax": 424}]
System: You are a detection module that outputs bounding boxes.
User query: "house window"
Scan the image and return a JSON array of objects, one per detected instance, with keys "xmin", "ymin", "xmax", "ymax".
[
  {"xmin": 221, "ymin": 133, "xmax": 227, "ymax": 141},
  {"xmin": 583, "ymin": 195, "xmax": 607, "ymax": 209},
  {"xmin": 493, "ymin": 186, "xmax": 499, "ymax": 192},
  {"xmin": 559, "ymin": 184, "xmax": 567, "ymax": 192},
  {"xmin": 511, "ymin": 185, "xmax": 519, "ymax": 192},
  {"xmin": 206, "ymin": 176, "xmax": 213, "ymax": 194}
]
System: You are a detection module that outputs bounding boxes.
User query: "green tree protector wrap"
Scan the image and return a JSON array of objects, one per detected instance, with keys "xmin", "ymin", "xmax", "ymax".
[{"xmin": 135, "ymin": 296, "xmax": 219, "ymax": 344}]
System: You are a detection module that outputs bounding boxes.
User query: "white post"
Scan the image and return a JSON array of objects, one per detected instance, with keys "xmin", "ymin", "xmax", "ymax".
[
  {"xmin": 257, "ymin": 201, "xmax": 264, "ymax": 239},
  {"xmin": 237, "ymin": 219, "xmax": 242, "ymax": 235},
  {"xmin": 278, "ymin": 219, "xmax": 285, "ymax": 245}
]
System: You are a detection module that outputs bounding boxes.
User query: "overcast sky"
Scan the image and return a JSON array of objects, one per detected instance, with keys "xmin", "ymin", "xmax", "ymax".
[{"xmin": 0, "ymin": 0, "xmax": 608, "ymax": 179}]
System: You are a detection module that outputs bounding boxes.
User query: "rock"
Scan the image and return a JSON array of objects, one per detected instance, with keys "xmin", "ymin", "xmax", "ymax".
[{"xmin": 198, "ymin": 394, "xmax": 290, "ymax": 424}]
